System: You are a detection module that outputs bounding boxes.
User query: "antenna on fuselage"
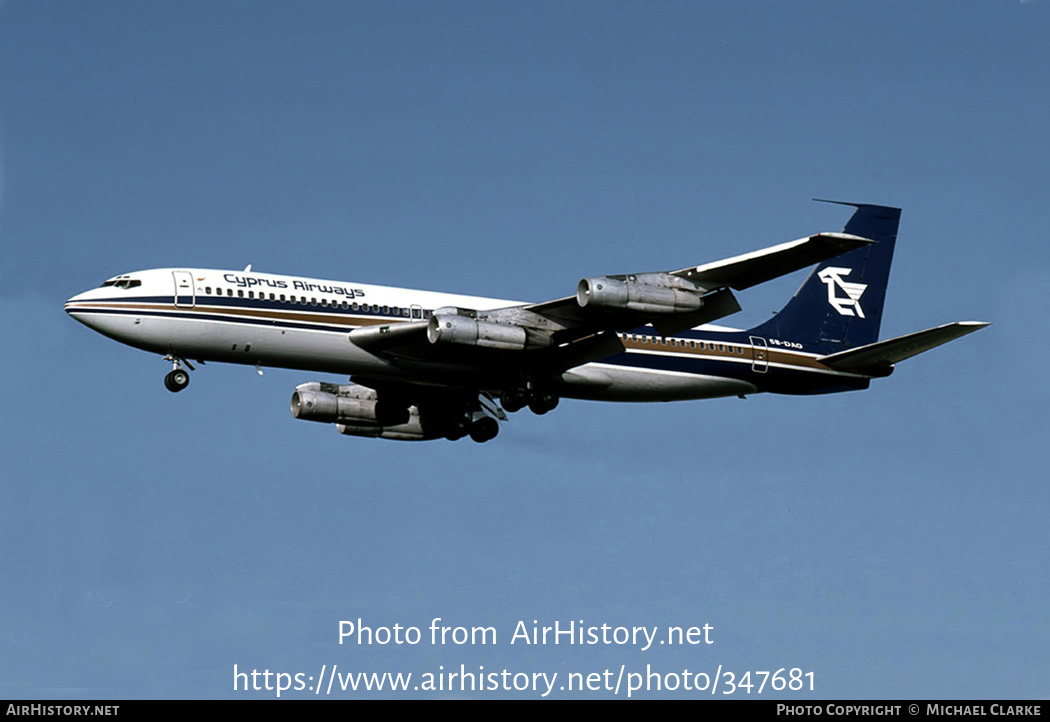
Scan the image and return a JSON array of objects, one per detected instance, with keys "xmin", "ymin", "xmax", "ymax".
[{"xmin": 243, "ymin": 264, "xmax": 252, "ymax": 272}]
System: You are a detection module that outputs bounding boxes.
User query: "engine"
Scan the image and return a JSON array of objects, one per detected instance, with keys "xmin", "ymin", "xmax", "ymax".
[
  {"xmin": 290, "ymin": 382, "xmax": 428, "ymax": 440},
  {"xmin": 290, "ymin": 381, "xmax": 503, "ymax": 443},
  {"xmin": 427, "ymin": 312, "xmax": 528, "ymax": 351},
  {"xmin": 291, "ymin": 382, "xmax": 378, "ymax": 424},
  {"xmin": 576, "ymin": 274, "xmax": 703, "ymax": 314}
]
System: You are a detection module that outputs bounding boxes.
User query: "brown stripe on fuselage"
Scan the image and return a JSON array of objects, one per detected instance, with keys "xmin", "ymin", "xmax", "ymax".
[
  {"xmin": 618, "ymin": 334, "xmax": 832, "ymax": 372},
  {"xmin": 69, "ymin": 300, "xmax": 839, "ymax": 374},
  {"xmin": 64, "ymin": 301, "xmax": 399, "ymax": 329}
]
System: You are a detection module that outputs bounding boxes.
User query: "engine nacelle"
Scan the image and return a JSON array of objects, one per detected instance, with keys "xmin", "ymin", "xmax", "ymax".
[
  {"xmin": 336, "ymin": 423, "xmax": 427, "ymax": 441},
  {"xmin": 427, "ymin": 314, "xmax": 527, "ymax": 351},
  {"xmin": 576, "ymin": 275, "xmax": 703, "ymax": 314},
  {"xmin": 290, "ymin": 382, "xmax": 379, "ymax": 424},
  {"xmin": 291, "ymin": 382, "xmax": 430, "ymax": 440}
]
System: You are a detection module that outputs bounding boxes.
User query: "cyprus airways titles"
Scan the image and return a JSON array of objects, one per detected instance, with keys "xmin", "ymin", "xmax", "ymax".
[
  {"xmin": 64, "ymin": 202, "xmax": 988, "ymax": 443},
  {"xmin": 222, "ymin": 272, "xmax": 366, "ymax": 299}
]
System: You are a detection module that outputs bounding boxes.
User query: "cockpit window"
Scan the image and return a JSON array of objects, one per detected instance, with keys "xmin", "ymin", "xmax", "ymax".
[
  {"xmin": 98, "ymin": 277, "xmax": 141, "ymax": 287},
  {"xmin": 99, "ymin": 278, "xmax": 142, "ymax": 289}
]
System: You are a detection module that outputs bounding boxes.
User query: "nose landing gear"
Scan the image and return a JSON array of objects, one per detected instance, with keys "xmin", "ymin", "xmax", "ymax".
[
  {"xmin": 164, "ymin": 369, "xmax": 190, "ymax": 392},
  {"xmin": 162, "ymin": 355, "xmax": 194, "ymax": 393}
]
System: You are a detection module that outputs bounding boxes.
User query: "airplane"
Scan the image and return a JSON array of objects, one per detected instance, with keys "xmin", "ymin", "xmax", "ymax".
[{"xmin": 64, "ymin": 201, "xmax": 988, "ymax": 443}]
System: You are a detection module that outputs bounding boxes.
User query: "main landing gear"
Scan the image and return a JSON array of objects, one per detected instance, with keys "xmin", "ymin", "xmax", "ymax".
[
  {"xmin": 430, "ymin": 393, "xmax": 506, "ymax": 444},
  {"xmin": 440, "ymin": 409, "xmax": 501, "ymax": 444},
  {"xmin": 162, "ymin": 355, "xmax": 194, "ymax": 393},
  {"xmin": 468, "ymin": 416, "xmax": 499, "ymax": 443},
  {"xmin": 500, "ymin": 385, "xmax": 559, "ymax": 415}
]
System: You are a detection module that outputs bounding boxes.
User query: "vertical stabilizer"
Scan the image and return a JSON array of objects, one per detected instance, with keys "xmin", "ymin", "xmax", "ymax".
[{"xmin": 747, "ymin": 202, "xmax": 901, "ymax": 354}]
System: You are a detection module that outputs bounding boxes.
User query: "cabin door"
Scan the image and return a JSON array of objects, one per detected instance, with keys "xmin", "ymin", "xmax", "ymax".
[
  {"xmin": 173, "ymin": 271, "xmax": 195, "ymax": 308},
  {"xmin": 749, "ymin": 336, "xmax": 769, "ymax": 373}
]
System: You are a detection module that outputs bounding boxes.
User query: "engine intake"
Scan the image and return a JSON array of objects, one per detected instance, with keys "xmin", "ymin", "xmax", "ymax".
[{"xmin": 290, "ymin": 382, "xmax": 378, "ymax": 424}]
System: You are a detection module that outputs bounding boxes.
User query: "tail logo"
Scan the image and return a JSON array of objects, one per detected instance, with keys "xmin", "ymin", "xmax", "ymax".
[{"xmin": 818, "ymin": 267, "xmax": 867, "ymax": 318}]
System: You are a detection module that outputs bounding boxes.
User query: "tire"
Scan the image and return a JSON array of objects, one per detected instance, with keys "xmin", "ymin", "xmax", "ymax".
[
  {"xmin": 165, "ymin": 370, "xmax": 189, "ymax": 393},
  {"xmin": 527, "ymin": 390, "xmax": 558, "ymax": 415},
  {"xmin": 443, "ymin": 416, "xmax": 470, "ymax": 441},
  {"xmin": 500, "ymin": 387, "xmax": 527, "ymax": 413},
  {"xmin": 469, "ymin": 417, "xmax": 499, "ymax": 443}
]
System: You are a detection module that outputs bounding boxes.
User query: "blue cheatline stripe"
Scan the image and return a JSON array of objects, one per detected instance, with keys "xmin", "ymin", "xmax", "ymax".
[
  {"xmin": 69, "ymin": 302, "xmax": 855, "ymax": 384},
  {"xmin": 67, "ymin": 305, "xmax": 360, "ymax": 335},
  {"xmin": 76, "ymin": 294, "xmax": 404, "ymax": 319}
]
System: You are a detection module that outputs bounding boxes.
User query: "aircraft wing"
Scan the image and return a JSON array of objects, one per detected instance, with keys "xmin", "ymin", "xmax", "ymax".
[
  {"xmin": 673, "ymin": 232, "xmax": 874, "ymax": 290},
  {"xmin": 351, "ymin": 231, "xmax": 873, "ymax": 375},
  {"xmin": 516, "ymin": 231, "xmax": 872, "ymax": 337}
]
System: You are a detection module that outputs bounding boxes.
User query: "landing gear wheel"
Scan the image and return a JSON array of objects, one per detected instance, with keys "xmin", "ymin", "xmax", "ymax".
[
  {"xmin": 500, "ymin": 387, "xmax": 528, "ymax": 413},
  {"xmin": 469, "ymin": 416, "xmax": 499, "ymax": 443},
  {"xmin": 444, "ymin": 416, "xmax": 470, "ymax": 441},
  {"xmin": 164, "ymin": 369, "xmax": 190, "ymax": 393},
  {"xmin": 527, "ymin": 390, "xmax": 559, "ymax": 415}
]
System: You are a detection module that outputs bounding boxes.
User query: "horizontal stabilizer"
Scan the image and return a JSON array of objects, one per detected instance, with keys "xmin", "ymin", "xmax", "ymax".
[
  {"xmin": 680, "ymin": 232, "xmax": 873, "ymax": 291},
  {"xmin": 818, "ymin": 321, "xmax": 990, "ymax": 372}
]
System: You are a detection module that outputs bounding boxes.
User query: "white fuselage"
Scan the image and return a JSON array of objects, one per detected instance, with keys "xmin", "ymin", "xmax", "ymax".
[{"xmin": 65, "ymin": 268, "xmax": 761, "ymax": 402}]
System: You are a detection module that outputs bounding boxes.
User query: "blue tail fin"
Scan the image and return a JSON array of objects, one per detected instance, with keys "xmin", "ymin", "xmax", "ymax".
[{"xmin": 748, "ymin": 202, "xmax": 901, "ymax": 354}]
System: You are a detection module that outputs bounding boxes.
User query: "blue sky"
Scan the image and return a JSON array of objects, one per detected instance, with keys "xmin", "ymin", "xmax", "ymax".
[{"xmin": 1, "ymin": 1, "xmax": 1047, "ymax": 699}]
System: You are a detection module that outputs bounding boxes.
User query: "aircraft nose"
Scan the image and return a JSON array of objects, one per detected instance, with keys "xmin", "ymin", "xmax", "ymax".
[
  {"xmin": 65, "ymin": 289, "xmax": 89, "ymax": 315},
  {"xmin": 64, "ymin": 288, "xmax": 103, "ymax": 328}
]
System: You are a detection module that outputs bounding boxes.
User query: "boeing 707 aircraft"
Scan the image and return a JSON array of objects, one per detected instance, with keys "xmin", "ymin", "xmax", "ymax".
[{"xmin": 65, "ymin": 202, "xmax": 987, "ymax": 443}]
